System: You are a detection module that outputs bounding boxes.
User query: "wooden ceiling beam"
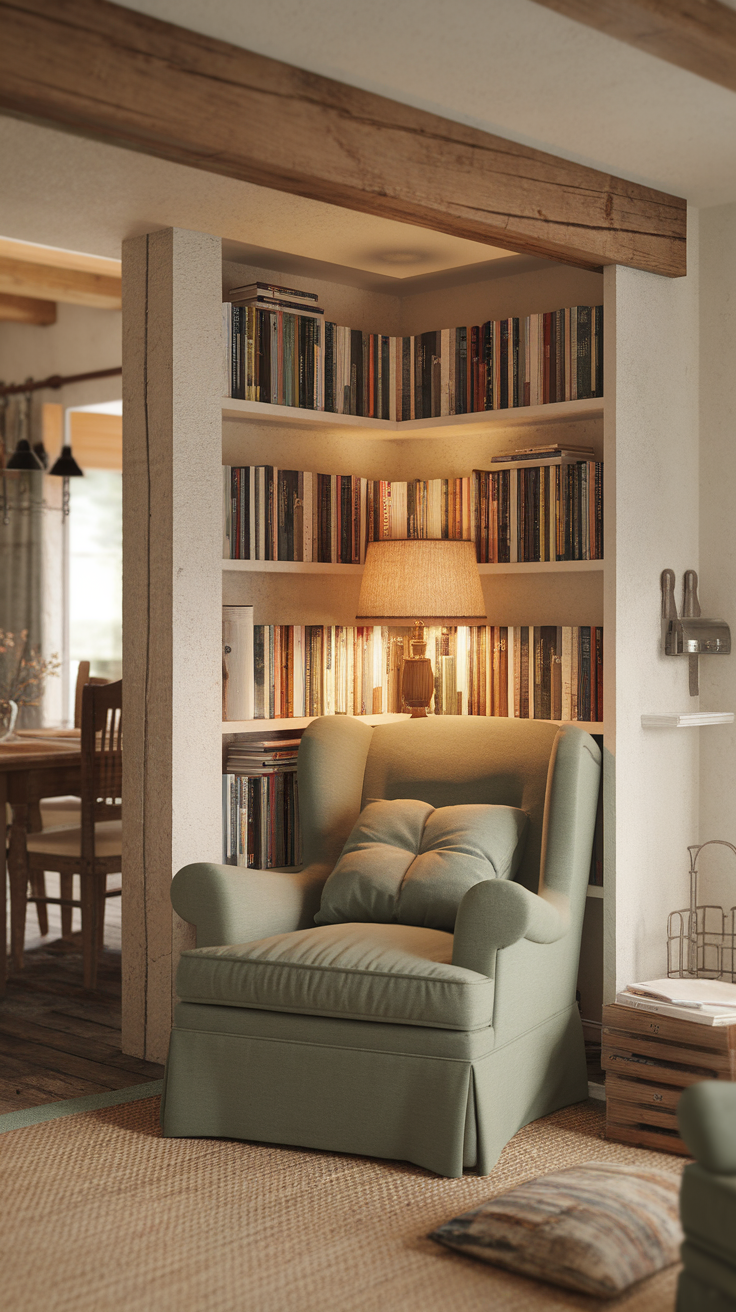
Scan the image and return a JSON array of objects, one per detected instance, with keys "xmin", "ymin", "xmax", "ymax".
[
  {"xmin": 0, "ymin": 0, "xmax": 686, "ymax": 276},
  {"xmin": 0, "ymin": 291, "xmax": 56, "ymax": 324},
  {"xmin": 530, "ymin": 0, "xmax": 736, "ymax": 95},
  {"xmin": 0, "ymin": 255, "xmax": 121, "ymax": 309}
]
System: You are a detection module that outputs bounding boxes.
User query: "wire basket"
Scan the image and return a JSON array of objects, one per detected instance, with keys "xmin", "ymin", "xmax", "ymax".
[{"xmin": 667, "ymin": 840, "xmax": 736, "ymax": 981}]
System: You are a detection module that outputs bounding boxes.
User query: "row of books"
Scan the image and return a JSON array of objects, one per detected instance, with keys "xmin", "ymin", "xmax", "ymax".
[
  {"xmin": 248, "ymin": 624, "xmax": 603, "ymax": 722},
  {"xmin": 222, "ymin": 467, "xmax": 473, "ymax": 563},
  {"xmin": 222, "ymin": 459, "xmax": 603, "ymax": 563},
  {"xmin": 223, "ymin": 283, "xmax": 603, "ymax": 418},
  {"xmin": 475, "ymin": 459, "xmax": 603, "ymax": 563},
  {"xmin": 222, "ymin": 770, "xmax": 300, "ymax": 869}
]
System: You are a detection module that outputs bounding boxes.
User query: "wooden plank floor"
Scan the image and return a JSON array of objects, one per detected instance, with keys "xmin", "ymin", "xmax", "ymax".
[{"xmin": 1, "ymin": 878, "xmax": 163, "ymax": 1113}]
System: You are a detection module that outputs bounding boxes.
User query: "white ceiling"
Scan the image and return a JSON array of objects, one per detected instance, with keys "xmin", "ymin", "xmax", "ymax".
[{"xmin": 0, "ymin": 0, "xmax": 735, "ymax": 276}]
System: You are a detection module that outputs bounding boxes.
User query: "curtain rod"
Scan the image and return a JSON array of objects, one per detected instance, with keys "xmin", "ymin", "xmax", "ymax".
[{"xmin": 0, "ymin": 367, "xmax": 122, "ymax": 398}]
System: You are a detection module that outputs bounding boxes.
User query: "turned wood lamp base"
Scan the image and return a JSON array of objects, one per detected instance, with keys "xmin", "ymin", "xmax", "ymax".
[{"xmin": 402, "ymin": 621, "xmax": 435, "ymax": 718}]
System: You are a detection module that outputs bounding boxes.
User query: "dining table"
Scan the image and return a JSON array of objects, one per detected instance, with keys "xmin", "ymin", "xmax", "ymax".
[{"xmin": 1, "ymin": 730, "xmax": 81, "ymax": 997}]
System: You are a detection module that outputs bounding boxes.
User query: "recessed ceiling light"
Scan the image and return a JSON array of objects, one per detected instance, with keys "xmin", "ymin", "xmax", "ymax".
[{"xmin": 374, "ymin": 250, "xmax": 430, "ymax": 266}]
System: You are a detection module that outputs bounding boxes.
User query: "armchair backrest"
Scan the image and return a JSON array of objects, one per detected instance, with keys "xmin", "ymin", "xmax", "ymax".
[{"xmin": 297, "ymin": 716, "xmax": 601, "ymax": 900}]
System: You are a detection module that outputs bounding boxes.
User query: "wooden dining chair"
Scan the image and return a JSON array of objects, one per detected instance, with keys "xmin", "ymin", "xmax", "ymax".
[
  {"xmin": 36, "ymin": 663, "xmax": 110, "ymax": 937},
  {"xmin": 18, "ymin": 680, "xmax": 122, "ymax": 989}
]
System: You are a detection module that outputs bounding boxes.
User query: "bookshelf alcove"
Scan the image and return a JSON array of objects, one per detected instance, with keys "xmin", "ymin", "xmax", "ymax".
[
  {"xmin": 134, "ymin": 225, "xmax": 706, "ymax": 1065},
  {"xmin": 217, "ymin": 254, "xmax": 607, "ymax": 1008}
]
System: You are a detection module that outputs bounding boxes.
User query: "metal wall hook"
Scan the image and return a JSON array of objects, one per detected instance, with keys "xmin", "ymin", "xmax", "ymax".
[{"xmin": 661, "ymin": 569, "xmax": 731, "ymax": 696}]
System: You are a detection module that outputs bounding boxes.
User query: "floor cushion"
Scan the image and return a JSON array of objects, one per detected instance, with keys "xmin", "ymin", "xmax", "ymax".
[{"xmin": 430, "ymin": 1162, "xmax": 682, "ymax": 1297}]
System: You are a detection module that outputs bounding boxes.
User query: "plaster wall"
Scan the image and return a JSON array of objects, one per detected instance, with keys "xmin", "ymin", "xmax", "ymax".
[
  {"xmin": 604, "ymin": 227, "xmax": 700, "ymax": 998},
  {"xmin": 698, "ymin": 204, "xmax": 736, "ymax": 916},
  {"xmin": 0, "ymin": 302, "xmax": 122, "ymax": 412}
]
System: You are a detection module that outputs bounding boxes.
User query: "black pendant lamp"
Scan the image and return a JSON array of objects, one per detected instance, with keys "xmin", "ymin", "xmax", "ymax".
[
  {"xmin": 50, "ymin": 445, "xmax": 84, "ymax": 479},
  {"xmin": 49, "ymin": 443, "xmax": 84, "ymax": 516},
  {"xmin": 6, "ymin": 438, "xmax": 44, "ymax": 471}
]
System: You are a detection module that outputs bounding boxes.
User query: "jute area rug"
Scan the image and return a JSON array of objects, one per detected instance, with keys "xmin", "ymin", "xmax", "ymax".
[{"xmin": 1, "ymin": 1096, "xmax": 684, "ymax": 1312}]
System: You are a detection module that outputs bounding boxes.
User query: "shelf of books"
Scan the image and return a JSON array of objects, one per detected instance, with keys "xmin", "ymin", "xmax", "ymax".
[{"xmin": 222, "ymin": 457, "xmax": 603, "ymax": 566}]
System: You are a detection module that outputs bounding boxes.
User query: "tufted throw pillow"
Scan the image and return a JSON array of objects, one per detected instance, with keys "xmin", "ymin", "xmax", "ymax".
[
  {"xmin": 315, "ymin": 797, "xmax": 528, "ymax": 932},
  {"xmin": 429, "ymin": 1163, "xmax": 683, "ymax": 1298}
]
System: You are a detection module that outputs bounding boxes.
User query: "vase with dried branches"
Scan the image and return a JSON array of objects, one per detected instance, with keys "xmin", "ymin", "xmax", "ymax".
[{"xmin": 0, "ymin": 630, "xmax": 60, "ymax": 741}]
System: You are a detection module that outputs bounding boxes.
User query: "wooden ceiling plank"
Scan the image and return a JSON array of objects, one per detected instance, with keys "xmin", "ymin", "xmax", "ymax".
[
  {"xmin": 0, "ymin": 0, "xmax": 686, "ymax": 276},
  {"xmin": 0, "ymin": 237, "xmax": 120, "ymax": 278},
  {"xmin": 0, "ymin": 256, "xmax": 121, "ymax": 309},
  {"xmin": 530, "ymin": 0, "xmax": 736, "ymax": 95},
  {"xmin": 0, "ymin": 291, "xmax": 56, "ymax": 324}
]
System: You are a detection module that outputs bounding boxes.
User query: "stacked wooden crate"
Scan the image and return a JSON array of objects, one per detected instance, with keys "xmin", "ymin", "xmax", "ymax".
[{"xmin": 602, "ymin": 1002, "xmax": 736, "ymax": 1155}]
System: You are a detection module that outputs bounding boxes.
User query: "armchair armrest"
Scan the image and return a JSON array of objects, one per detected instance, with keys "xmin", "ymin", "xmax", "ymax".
[
  {"xmin": 452, "ymin": 879, "xmax": 568, "ymax": 978},
  {"xmin": 171, "ymin": 861, "xmax": 331, "ymax": 948},
  {"xmin": 678, "ymin": 1081, "xmax": 736, "ymax": 1174}
]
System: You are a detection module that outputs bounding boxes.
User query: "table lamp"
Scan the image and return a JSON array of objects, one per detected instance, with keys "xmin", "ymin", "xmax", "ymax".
[{"xmin": 356, "ymin": 539, "xmax": 486, "ymax": 716}]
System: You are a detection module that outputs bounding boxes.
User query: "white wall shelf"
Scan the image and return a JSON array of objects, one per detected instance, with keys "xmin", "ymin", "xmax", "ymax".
[
  {"xmin": 641, "ymin": 712, "xmax": 735, "ymax": 728},
  {"xmin": 223, "ymin": 715, "xmax": 605, "ymax": 735},
  {"xmin": 222, "ymin": 559, "xmax": 364, "ymax": 574},
  {"xmin": 222, "ymin": 395, "xmax": 603, "ymax": 439},
  {"xmin": 222, "ymin": 558, "xmax": 603, "ymax": 575}
]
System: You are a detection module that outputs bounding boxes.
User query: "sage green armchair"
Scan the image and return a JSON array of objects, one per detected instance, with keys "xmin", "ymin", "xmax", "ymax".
[
  {"xmin": 162, "ymin": 716, "xmax": 601, "ymax": 1178},
  {"xmin": 677, "ymin": 1081, "xmax": 736, "ymax": 1311}
]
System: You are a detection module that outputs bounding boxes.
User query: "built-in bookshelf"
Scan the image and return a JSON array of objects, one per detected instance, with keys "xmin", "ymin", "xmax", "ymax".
[{"xmin": 222, "ymin": 395, "xmax": 603, "ymax": 433}]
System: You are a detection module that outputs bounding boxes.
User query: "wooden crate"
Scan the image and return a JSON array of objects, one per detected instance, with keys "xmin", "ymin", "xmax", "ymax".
[{"xmin": 602, "ymin": 1002, "xmax": 736, "ymax": 1155}]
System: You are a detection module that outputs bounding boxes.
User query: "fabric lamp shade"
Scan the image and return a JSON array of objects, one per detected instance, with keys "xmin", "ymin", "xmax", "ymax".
[{"xmin": 356, "ymin": 540, "xmax": 486, "ymax": 623}]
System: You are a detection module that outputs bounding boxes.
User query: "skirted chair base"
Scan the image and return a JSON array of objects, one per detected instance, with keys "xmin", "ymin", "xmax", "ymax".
[{"xmin": 161, "ymin": 998, "xmax": 587, "ymax": 1178}]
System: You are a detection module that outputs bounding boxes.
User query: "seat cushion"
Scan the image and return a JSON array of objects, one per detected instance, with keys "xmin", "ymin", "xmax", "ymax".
[
  {"xmin": 26, "ymin": 819, "xmax": 122, "ymax": 858},
  {"xmin": 176, "ymin": 922, "xmax": 495, "ymax": 1030},
  {"xmin": 315, "ymin": 797, "xmax": 528, "ymax": 931}
]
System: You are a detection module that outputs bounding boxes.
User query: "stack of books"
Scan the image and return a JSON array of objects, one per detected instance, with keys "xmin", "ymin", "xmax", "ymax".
[
  {"xmin": 224, "ymin": 282, "xmax": 324, "ymax": 409},
  {"xmin": 224, "ymin": 737, "xmax": 300, "ymax": 775},
  {"xmin": 222, "ymin": 770, "xmax": 300, "ymax": 869},
  {"xmin": 248, "ymin": 623, "xmax": 602, "ymax": 722},
  {"xmin": 617, "ymin": 978, "xmax": 736, "ymax": 1027},
  {"xmin": 222, "ymin": 300, "xmax": 603, "ymax": 418}
]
